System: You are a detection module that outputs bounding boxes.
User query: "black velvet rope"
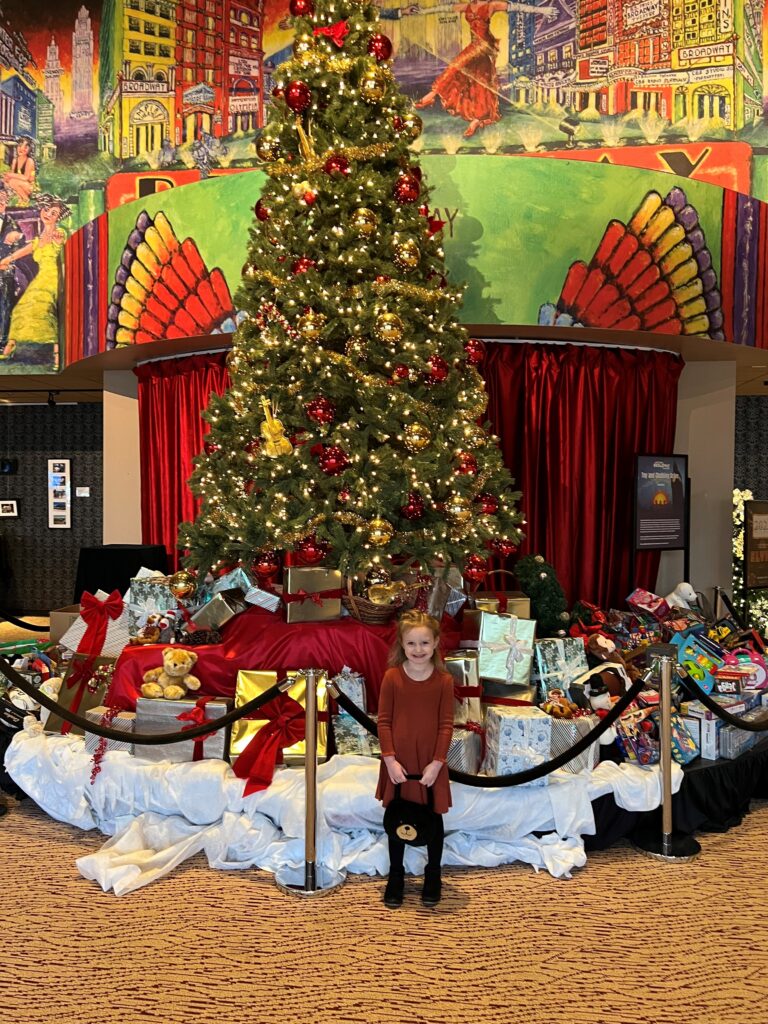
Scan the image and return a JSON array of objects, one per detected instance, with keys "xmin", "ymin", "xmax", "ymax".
[
  {"xmin": 0, "ymin": 653, "xmax": 286, "ymax": 745},
  {"xmin": 679, "ymin": 670, "xmax": 768, "ymax": 732},
  {"xmin": 331, "ymin": 677, "xmax": 646, "ymax": 787}
]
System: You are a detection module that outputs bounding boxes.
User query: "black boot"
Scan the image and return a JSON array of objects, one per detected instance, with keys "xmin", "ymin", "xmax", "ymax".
[
  {"xmin": 421, "ymin": 864, "xmax": 441, "ymax": 907},
  {"xmin": 383, "ymin": 869, "xmax": 405, "ymax": 908}
]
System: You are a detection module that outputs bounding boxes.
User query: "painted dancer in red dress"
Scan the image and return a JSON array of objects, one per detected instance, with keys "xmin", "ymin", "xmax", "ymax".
[{"xmin": 414, "ymin": 0, "xmax": 507, "ymax": 138}]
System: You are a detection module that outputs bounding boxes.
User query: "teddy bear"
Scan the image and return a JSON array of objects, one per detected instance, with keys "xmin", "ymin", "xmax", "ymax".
[
  {"xmin": 540, "ymin": 687, "xmax": 580, "ymax": 719},
  {"xmin": 141, "ymin": 647, "xmax": 201, "ymax": 700}
]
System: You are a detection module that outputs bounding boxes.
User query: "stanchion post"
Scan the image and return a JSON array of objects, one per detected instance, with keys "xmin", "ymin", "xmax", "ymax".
[
  {"xmin": 632, "ymin": 644, "xmax": 701, "ymax": 863},
  {"xmin": 275, "ymin": 669, "xmax": 346, "ymax": 898}
]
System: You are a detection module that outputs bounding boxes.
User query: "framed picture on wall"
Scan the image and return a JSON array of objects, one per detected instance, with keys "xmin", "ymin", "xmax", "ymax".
[
  {"xmin": 48, "ymin": 459, "xmax": 71, "ymax": 529},
  {"xmin": 0, "ymin": 500, "xmax": 17, "ymax": 517}
]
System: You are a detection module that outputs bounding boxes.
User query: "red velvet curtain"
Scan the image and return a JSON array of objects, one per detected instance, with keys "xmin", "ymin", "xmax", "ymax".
[
  {"xmin": 483, "ymin": 342, "xmax": 684, "ymax": 608},
  {"xmin": 135, "ymin": 353, "xmax": 230, "ymax": 570}
]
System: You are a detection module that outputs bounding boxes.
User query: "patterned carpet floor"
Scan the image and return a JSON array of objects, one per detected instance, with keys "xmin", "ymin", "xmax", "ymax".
[{"xmin": 2, "ymin": 796, "xmax": 768, "ymax": 1024}]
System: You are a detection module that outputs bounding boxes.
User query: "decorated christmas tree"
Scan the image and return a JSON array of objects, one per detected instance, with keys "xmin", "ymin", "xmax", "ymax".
[{"xmin": 179, "ymin": 0, "xmax": 523, "ymax": 584}]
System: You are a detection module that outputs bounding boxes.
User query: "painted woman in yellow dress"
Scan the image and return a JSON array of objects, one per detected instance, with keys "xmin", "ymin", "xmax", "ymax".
[{"xmin": 0, "ymin": 194, "xmax": 69, "ymax": 368}]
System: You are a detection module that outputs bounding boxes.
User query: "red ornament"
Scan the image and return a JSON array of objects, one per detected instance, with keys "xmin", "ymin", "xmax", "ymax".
[
  {"xmin": 400, "ymin": 492, "xmax": 424, "ymax": 520},
  {"xmin": 393, "ymin": 363, "xmax": 410, "ymax": 380},
  {"xmin": 393, "ymin": 171, "xmax": 420, "ymax": 205},
  {"xmin": 393, "ymin": 116, "xmax": 404, "ymax": 132},
  {"xmin": 475, "ymin": 492, "xmax": 499, "ymax": 515},
  {"xmin": 271, "ymin": 85, "xmax": 284, "ymax": 100},
  {"xmin": 487, "ymin": 538, "xmax": 517, "ymax": 558},
  {"xmin": 338, "ymin": 487, "xmax": 351, "ymax": 503},
  {"xmin": 418, "ymin": 203, "xmax": 429, "ymax": 217},
  {"xmin": 324, "ymin": 152, "xmax": 350, "ymax": 176},
  {"xmin": 305, "ymin": 396, "xmax": 336, "ymax": 425},
  {"xmin": 285, "ymin": 80, "xmax": 312, "ymax": 114},
  {"xmin": 375, "ymin": 274, "xmax": 391, "ymax": 284},
  {"xmin": 464, "ymin": 554, "xmax": 488, "ymax": 583},
  {"xmin": 367, "ymin": 33, "xmax": 393, "ymax": 62},
  {"xmin": 291, "ymin": 256, "xmax": 316, "ymax": 275},
  {"xmin": 464, "ymin": 338, "xmax": 485, "ymax": 365},
  {"xmin": 244, "ymin": 439, "xmax": 261, "ymax": 455},
  {"xmin": 289, "ymin": 0, "xmax": 314, "ymax": 14},
  {"xmin": 254, "ymin": 199, "xmax": 271, "ymax": 222},
  {"xmin": 426, "ymin": 214, "xmax": 446, "ymax": 237},
  {"xmin": 295, "ymin": 535, "xmax": 326, "ymax": 565},
  {"xmin": 456, "ymin": 451, "xmax": 478, "ymax": 475},
  {"xmin": 317, "ymin": 444, "xmax": 349, "ymax": 475},
  {"xmin": 302, "ymin": 188, "xmax": 317, "ymax": 206},
  {"xmin": 204, "ymin": 439, "xmax": 220, "ymax": 455},
  {"xmin": 424, "ymin": 354, "xmax": 449, "ymax": 384},
  {"xmin": 252, "ymin": 550, "xmax": 281, "ymax": 583}
]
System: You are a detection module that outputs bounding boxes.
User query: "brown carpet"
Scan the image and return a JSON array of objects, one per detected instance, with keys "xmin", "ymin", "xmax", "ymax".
[{"xmin": 2, "ymin": 798, "xmax": 767, "ymax": 1024}]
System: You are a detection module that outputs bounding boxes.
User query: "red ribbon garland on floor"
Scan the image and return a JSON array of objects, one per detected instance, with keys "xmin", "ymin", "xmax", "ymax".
[
  {"xmin": 61, "ymin": 590, "xmax": 124, "ymax": 736},
  {"xmin": 177, "ymin": 695, "xmax": 218, "ymax": 761}
]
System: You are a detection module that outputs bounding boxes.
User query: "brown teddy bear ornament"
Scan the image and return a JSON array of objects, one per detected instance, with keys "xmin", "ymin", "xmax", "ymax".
[{"xmin": 141, "ymin": 647, "xmax": 201, "ymax": 701}]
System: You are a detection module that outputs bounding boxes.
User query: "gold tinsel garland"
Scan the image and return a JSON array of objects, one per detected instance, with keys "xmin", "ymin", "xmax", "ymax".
[{"xmin": 265, "ymin": 141, "xmax": 394, "ymax": 178}]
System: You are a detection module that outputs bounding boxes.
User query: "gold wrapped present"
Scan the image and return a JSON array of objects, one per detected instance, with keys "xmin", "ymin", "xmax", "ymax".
[
  {"xmin": 283, "ymin": 567, "xmax": 343, "ymax": 623},
  {"xmin": 44, "ymin": 655, "xmax": 114, "ymax": 736},
  {"xmin": 230, "ymin": 669, "xmax": 329, "ymax": 763}
]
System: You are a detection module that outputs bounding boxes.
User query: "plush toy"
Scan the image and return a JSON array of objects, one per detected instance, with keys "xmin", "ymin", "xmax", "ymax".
[
  {"xmin": 663, "ymin": 581, "xmax": 698, "ymax": 610},
  {"xmin": 141, "ymin": 647, "xmax": 201, "ymax": 700},
  {"xmin": 587, "ymin": 682, "xmax": 617, "ymax": 745},
  {"xmin": 131, "ymin": 612, "xmax": 172, "ymax": 646},
  {"xmin": 540, "ymin": 687, "xmax": 580, "ymax": 719},
  {"xmin": 585, "ymin": 633, "xmax": 639, "ymax": 694}
]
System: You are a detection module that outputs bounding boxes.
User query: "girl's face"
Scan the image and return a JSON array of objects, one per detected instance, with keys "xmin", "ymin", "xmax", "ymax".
[{"xmin": 402, "ymin": 625, "xmax": 438, "ymax": 669}]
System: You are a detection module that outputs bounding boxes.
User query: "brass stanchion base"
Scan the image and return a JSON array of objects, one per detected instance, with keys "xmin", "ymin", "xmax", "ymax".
[
  {"xmin": 631, "ymin": 828, "xmax": 701, "ymax": 863},
  {"xmin": 274, "ymin": 863, "xmax": 347, "ymax": 898}
]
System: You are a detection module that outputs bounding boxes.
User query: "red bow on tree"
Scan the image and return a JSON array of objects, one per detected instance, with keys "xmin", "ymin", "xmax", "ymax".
[
  {"xmin": 232, "ymin": 692, "xmax": 307, "ymax": 795},
  {"xmin": 313, "ymin": 18, "xmax": 349, "ymax": 47}
]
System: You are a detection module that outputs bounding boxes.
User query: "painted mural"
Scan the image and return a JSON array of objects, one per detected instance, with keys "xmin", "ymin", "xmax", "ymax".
[{"xmin": 0, "ymin": 0, "xmax": 766, "ymax": 372}]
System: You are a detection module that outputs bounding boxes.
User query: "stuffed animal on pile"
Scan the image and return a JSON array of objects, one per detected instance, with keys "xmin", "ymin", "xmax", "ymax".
[
  {"xmin": 584, "ymin": 633, "xmax": 639, "ymax": 695},
  {"xmin": 141, "ymin": 647, "xmax": 201, "ymax": 700},
  {"xmin": 540, "ymin": 687, "xmax": 581, "ymax": 719},
  {"xmin": 663, "ymin": 581, "xmax": 698, "ymax": 610},
  {"xmin": 130, "ymin": 612, "xmax": 172, "ymax": 646},
  {"xmin": 586, "ymin": 681, "xmax": 618, "ymax": 745}
]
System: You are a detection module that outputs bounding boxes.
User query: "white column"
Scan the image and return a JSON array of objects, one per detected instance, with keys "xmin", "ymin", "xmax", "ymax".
[{"xmin": 102, "ymin": 369, "xmax": 142, "ymax": 543}]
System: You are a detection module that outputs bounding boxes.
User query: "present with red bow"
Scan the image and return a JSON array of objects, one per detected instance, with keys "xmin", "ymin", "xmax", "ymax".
[
  {"xmin": 43, "ymin": 655, "xmax": 115, "ymax": 736},
  {"xmin": 133, "ymin": 694, "xmax": 232, "ymax": 763},
  {"xmin": 60, "ymin": 589, "xmax": 131, "ymax": 658},
  {"xmin": 282, "ymin": 567, "xmax": 343, "ymax": 623},
  {"xmin": 230, "ymin": 669, "xmax": 329, "ymax": 794}
]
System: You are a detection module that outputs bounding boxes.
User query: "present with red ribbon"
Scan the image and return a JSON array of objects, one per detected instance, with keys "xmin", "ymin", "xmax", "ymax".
[
  {"xmin": 230, "ymin": 669, "xmax": 329, "ymax": 793},
  {"xmin": 60, "ymin": 589, "xmax": 131, "ymax": 658},
  {"xmin": 43, "ymin": 654, "xmax": 115, "ymax": 737},
  {"xmin": 133, "ymin": 695, "xmax": 232, "ymax": 763},
  {"xmin": 283, "ymin": 567, "xmax": 343, "ymax": 623}
]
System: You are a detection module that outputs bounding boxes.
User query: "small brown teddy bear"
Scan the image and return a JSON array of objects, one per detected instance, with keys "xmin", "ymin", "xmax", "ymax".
[{"xmin": 141, "ymin": 647, "xmax": 201, "ymax": 701}]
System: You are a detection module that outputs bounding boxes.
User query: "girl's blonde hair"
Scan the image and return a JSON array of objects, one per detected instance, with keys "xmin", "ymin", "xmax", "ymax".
[{"xmin": 387, "ymin": 608, "xmax": 445, "ymax": 670}]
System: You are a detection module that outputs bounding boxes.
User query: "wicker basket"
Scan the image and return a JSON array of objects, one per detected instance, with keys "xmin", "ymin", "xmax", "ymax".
[{"xmin": 341, "ymin": 576, "xmax": 403, "ymax": 625}]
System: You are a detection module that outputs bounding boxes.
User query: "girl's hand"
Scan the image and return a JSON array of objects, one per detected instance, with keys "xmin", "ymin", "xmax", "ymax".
[
  {"xmin": 383, "ymin": 755, "xmax": 407, "ymax": 784},
  {"xmin": 420, "ymin": 760, "xmax": 442, "ymax": 787}
]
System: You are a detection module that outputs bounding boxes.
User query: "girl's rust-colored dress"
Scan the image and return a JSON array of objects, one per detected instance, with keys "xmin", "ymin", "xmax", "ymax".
[{"xmin": 375, "ymin": 665, "xmax": 454, "ymax": 814}]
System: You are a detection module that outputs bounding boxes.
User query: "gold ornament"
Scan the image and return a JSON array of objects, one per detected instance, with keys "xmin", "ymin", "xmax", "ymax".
[
  {"xmin": 260, "ymin": 396, "xmax": 294, "ymax": 458},
  {"xmin": 374, "ymin": 312, "xmax": 404, "ymax": 344},
  {"xmin": 368, "ymin": 516, "xmax": 394, "ymax": 546},
  {"xmin": 403, "ymin": 422, "xmax": 432, "ymax": 452},
  {"xmin": 351, "ymin": 207, "xmax": 378, "ymax": 237},
  {"xmin": 169, "ymin": 570, "xmax": 197, "ymax": 600},
  {"xmin": 365, "ymin": 565, "xmax": 391, "ymax": 590},
  {"xmin": 393, "ymin": 238, "xmax": 420, "ymax": 271},
  {"xmin": 293, "ymin": 33, "xmax": 316, "ymax": 65},
  {"xmin": 345, "ymin": 337, "xmax": 368, "ymax": 360},
  {"xmin": 463, "ymin": 422, "xmax": 487, "ymax": 448},
  {"xmin": 445, "ymin": 493, "xmax": 472, "ymax": 526},
  {"xmin": 401, "ymin": 111, "xmax": 423, "ymax": 139},
  {"xmin": 255, "ymin": 134, "xmax": 281, "ymax": 162},
  {"xmin": 360, "ymin": 67, "xmax": 388, "ymax": 104},
  {"xmin": 298, "ymin": 310, "xmax": 326, "ymax": 341}
]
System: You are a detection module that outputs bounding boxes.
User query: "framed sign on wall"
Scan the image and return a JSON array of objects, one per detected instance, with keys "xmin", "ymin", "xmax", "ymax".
[{"xmin": 48, "ymin": 459, "xmax": 71, "ymax": 529}]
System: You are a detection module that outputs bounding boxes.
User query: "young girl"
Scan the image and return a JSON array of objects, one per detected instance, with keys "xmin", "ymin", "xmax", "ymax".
[{"xmin": 376, "ymin": 609, "xmax": 454, "ymax": 908}]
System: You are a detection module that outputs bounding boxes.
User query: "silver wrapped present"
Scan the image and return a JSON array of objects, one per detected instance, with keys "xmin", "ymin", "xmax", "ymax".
[
  {"xmin": 333, "ymin": 713, "xmax": 380, "ymax": 757},
  {"xmin": 533, "ymin": 637, "xmax": 589, "ymax": 700},
  {"xmin": 133, "ymin": 696, "xmax": 232, "ymax": 763},
  {"xmin": 331, "ymin": 666, "xmax": 367, "ymax": 714},
  {"xmin": 210, "ymin": 568, "xmax": 281, "ymax": 613},
  {"xmin": 84, "ymin": 706, "xmax": 135, "ymax": 755},
  {"xmin": 128, "ymin": 575, "xmax": 181, "ymax": 637},
  {"xmin": 482, "ymin": 705, "xmax": 551, "ymax": 786},
  {"xmin": 447, "ymin": 727, "xmax": 483, "ymax": 773},
  {"xmin": 183, "ymin": 589, "xmax": 248, "ymax": 632},
  {"xmin": 549, "ymin": 714, "xmax": 600, "ymax": 774},
  {"xmin": 444, "ymin": 651, "xmax": 483, "ymax": 725}
]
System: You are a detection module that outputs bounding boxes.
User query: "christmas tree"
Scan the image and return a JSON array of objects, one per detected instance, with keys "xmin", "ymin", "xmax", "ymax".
[{"xmin": 179, "ymin": 0, "xmax": 523, "ymax": 583}]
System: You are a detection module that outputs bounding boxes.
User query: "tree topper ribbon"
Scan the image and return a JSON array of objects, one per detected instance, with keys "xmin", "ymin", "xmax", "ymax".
[
  {"xmin": 177, "ymin": 695, "xmax": 218, "ymax": 761},
  {"xmin": 232, "ymin": 692, "xmax": 307, "ymax": 795},
  {"xmin": 313, "ymin": 18, "xmax": 349, "ymax": 47}
]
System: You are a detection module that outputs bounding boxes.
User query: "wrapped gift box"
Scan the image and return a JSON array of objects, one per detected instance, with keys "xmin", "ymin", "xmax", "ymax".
[
  {"xmin": 183, "ymin": 589, "xmax": 248, "ymax": 633},
  {"xmin": 333, "ymin": 713, "xmax": 380, "ymax": 757},
  {"xmin": 61, "ymin": 591, "xmax": 132, "ymax": 657},
  {"xmin": 471, "ymin": 592, "xmax": 530, "ymax": 617},
  {"xmin": 44, "ymin": 655, "xmax": 114, "ymax": 736},
  {"xmin": 533, "ymin": 638, "xmax": 589, "ymax": 700},
  {"xmin": 447, "ymin": 727, "xmax": 483, "ymax": 773},
  {"xmin": 626, "ymin": 588, "xmax": 671, "ymax": 622},
  {"xmin": 444, "ymin": 651, "xmax": 483, "ymax": 725},
  {"xmin": 481, "ymin": 705, "xmax": 551, "ymax": 785},
  {"xmin": 549, "ymin": 714, "xmax": 600, "ymax": 774},
  {"xmin": 84, "ymin": 706, "xmax": 135, "ymax": 755},
  {"xmin": 230, "ymin": 669, "xmax": 329, "ymax": 763},
  {"xmin": 460, "ymin": 611, "xmax": 535, "ymax": 686},
  {"xmin": 128, "ymin": 572, "xmax": 183, "ymax": 637},
  {"xmin": 283, "ymin": 567, "xmax": 343, "ymax": 623},
  {"xmin": 210, "ymin": 567, "xmax": 281, "ymax": 613},
  {"xmin": 331, "ymin": 666, "xmax": 367, "ymax": 714},
  {"xmin": 134, "ymin": 696, "xmax": 232, "ymax": 763}
]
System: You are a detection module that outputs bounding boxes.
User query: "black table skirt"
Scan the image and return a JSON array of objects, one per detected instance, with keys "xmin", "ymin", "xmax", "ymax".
[{"xmin": 73, "ymin": 544, "xmax": 169, "ymax": 601}]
